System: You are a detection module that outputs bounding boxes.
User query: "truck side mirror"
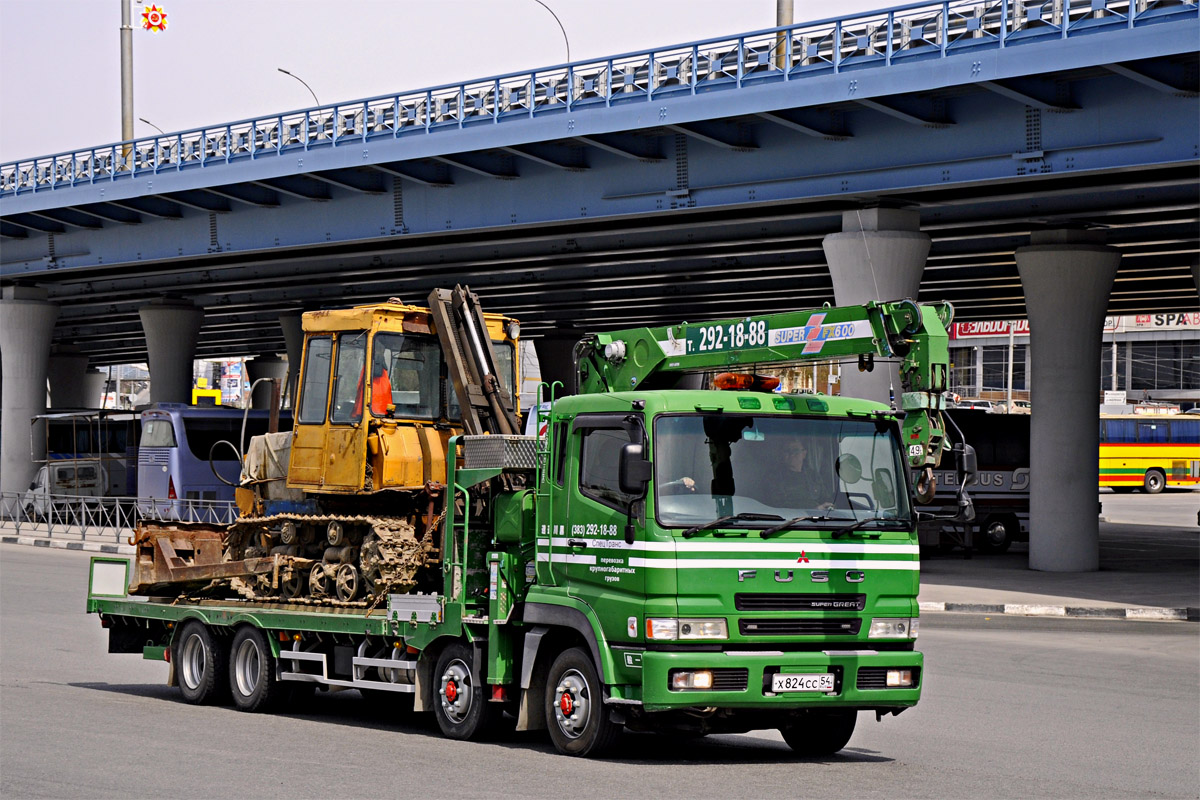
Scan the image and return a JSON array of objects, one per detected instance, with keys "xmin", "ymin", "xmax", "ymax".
[
  {"xmin": 954, "ymin": 443, "xmax": 977, "ymax": 522},
  {"xmin": 618, "ymin": 443, "xmax": 652, "ymax": 496},
  {"xmin": 957, "ymin": 443, "xmax": 978, "ymax": 483}
]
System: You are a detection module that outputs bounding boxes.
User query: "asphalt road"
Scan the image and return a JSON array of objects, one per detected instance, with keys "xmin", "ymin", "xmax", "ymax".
[{"xmin": 2, "ymin": 544, "xmax": 1197, "ymax": 800}]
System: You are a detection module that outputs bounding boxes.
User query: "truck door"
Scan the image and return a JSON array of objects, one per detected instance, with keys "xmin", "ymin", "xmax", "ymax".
[{"xmin": 564, "ymin": 415, "xmax": 645, "ymax": 635}]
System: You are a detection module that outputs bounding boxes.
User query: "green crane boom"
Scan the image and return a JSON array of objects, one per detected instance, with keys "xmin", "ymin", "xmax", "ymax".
[{"xmin": 574, "ymin": 298, "xmax": 954, "ymax": 476}]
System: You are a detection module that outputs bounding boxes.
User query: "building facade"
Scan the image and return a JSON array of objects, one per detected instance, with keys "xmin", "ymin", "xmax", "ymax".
[{"xmin": 948, "ymin": 313, "xmax": 1200, "ymax": 408}]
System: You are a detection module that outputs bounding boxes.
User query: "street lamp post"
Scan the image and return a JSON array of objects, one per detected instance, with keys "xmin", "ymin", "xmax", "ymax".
[
  {"xmin": 277, "ymin": 68, "xmax": 321, "ymax": 107},
  {"xmin": 139, "ymin": 118, "xmax": 165, "ymax": 136},
  {"xmin": 532, "ymin": 1, "xmax": 570, "ymax": 63}
]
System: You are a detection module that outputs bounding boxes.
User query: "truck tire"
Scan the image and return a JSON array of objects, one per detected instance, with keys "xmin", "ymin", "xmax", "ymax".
[
  {"xmin": 432, "ymin": 642, "xmax": 498, "ymax": 740},
  {"xmin": 229, "ymin": 627, "xmax": 281, "ymax": 712},
  {"xmin": 173, "ymin": 620, "xmax": 230, "ymax": 705},
  {"xmin": 545, "ymin": 647, "xmax": 621, "ymax": 757},
  {"xmin": 975, "ymin": 515, "xmax": 1015, "ymax": 554},
  {"xmin": 1143, "ymin": 469, "xmax": 1165, "ymax": 494},
  {"xmin": 780, "ymin": 709, "xmax": 857, "ymax": 756}
]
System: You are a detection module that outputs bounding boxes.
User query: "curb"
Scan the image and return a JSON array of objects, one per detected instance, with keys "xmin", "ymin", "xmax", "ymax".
[
  {"xmin": 1, "ymin": 535, "xmax": 134, "ymax": 556},
  {"xmin": 919, "ymin": 600, "xmax": 1197, "ymax": 622}
]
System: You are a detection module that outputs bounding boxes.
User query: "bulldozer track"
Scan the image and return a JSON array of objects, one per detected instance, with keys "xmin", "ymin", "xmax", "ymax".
[{"xmin": 224, "ymin": 513, "xmax": 425, "ymax": 606}]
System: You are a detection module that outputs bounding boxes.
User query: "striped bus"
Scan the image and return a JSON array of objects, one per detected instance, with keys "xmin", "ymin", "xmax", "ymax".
[{"xmin": 1099, "ymin": 414, "xmax": 1200, "ymax": 493}]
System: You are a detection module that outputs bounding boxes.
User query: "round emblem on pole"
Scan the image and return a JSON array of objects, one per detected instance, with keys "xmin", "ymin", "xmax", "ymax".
[{"xmin": 142, "ymin": 4, "xmax": 168, "ymax": 32}]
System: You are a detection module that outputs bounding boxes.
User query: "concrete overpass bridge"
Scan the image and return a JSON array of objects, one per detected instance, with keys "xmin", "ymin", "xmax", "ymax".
[{"xmin": 2, "ymin": 0, "xmax": 1197, "ymax": 571}]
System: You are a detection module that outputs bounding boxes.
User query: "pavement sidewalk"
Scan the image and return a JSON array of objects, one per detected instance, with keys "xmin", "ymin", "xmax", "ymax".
[
  {"xmin": 919, "ymin": 520, "xmax": 1199, "ymax": 621},
  {"xmin": 4, "ymin": 520, "xmax": 1197, "ymax": 621}
]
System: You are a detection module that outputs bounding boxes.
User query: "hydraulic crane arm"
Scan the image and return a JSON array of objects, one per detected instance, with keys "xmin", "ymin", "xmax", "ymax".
[
  {"xmin": 575, "ymin": 298, "xmax": 954, "ymax": 473},
  {"xmin": 428, "ymin": 285, "xmax": 520, "ymax": 436}
]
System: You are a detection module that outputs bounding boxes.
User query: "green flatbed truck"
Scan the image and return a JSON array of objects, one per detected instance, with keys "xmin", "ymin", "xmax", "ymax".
[{"xmin": 86, "ymin": 297, "xmax": 974, "ymax": 757}]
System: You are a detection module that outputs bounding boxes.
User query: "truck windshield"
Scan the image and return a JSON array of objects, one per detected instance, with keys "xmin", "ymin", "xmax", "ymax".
[{"xmin": 653, "ymin": 413, "xmax": 911, "ymax": 531}]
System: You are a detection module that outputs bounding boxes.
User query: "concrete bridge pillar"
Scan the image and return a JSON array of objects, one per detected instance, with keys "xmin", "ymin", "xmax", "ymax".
[
  {"xmin": 47, "ymin": 345, "xmax": 91, "ymax": 408},
  {"xmin": 0, "ymin": 286, "xmax": 60, "ymax": 496},
  {"xmin": 245, "ymin": 355, "xmax": 288, "ymax": 410},
  {"xmin": 1016, "ymin": 229, "xmax": 1120, "ymax": 572},
  {"xmin": 82, "ymin": 368, "xmax": 107, "ymax": 408},
  {"xmin": 823, "ymin": 208, "xmax": 929, "ymax": 404},
  {"xmin": 279, "ymin": 313, "xmax": 303, "ymax": 409},
  {"xmin": 139, "ymin": 300, "xmax": 205, "ymax": 405}
]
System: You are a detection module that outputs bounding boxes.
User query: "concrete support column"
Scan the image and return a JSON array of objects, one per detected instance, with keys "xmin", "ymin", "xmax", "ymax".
[
  {"xmin": 823, "ymin": 208, "xmax": 930, "ymax": 403},
  {"xmin": 1016, "ymin": 229, "xmax": 1120, "ymax": 572},
  {"xmin": 279, "ymin": 313, "xmax": 303, "ymax": 408},
  {"xmin": 0, "ymin": 286, "xmax": 60, "ymax": 495},
  {"xmin": 47, "ymin": 345, "xmax": 91, "ymax": 408},
  {"xmin": 139, "ymin": 300, "xmax": 204, "ymax": 405},
  {"xmin": 82, "ymin": 368, "xmax": 107, "ymax": 408},
  {"xmin": 244, "ymin": 355, "xmax": 287, "ymax": 410}
]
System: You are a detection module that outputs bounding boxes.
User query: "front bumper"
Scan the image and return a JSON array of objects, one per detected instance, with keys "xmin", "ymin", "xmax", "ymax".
[{"xmin": 639, "ymin": 648, "xmax": 922, "ymax": 712}]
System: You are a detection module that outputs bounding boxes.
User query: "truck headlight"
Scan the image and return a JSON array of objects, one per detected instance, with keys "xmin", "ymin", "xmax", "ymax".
[
  {"xmin": 646, "ymin": 618, "xmax": 728, "ymax": 641},
  {"xmin": 868, "ymin": 618, "xmax": 919, "ymax": 639}
]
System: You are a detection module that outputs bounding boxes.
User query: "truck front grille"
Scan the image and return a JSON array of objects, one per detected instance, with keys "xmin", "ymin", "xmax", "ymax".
[
  {"xmin": 738, "ymin": 618, "xmax": 862, "ymax": 636},
  {"xmin": 710, "ymin": 668, "xmax": 749, "ymax": 691},
  {"xmin": 735, "ymin": 593, "xmax": 866, "ymax": 612},
  {"xmin": 856, "ymin": 666, "xmax": 922, "ymax": 690}
]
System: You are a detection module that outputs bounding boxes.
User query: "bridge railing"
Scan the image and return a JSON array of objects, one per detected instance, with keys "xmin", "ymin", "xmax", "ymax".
[
  {"xmin": 0, "ymin": 491, "xmax": 239, "ymax": 544},
  {"xmin": 1, "ymin": 0, "xmax": 1195, "ymax": 197}
]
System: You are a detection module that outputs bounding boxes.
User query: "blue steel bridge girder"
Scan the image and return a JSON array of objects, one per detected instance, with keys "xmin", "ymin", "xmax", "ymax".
[{"xmin": 4, "ymin": 54, "xmax": 1193, "ymax": 279}]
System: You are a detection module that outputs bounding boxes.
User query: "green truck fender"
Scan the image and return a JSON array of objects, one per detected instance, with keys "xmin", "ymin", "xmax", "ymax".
[{"xmin": 522, "ymin": 601, "xmax": 611, "ymax": 682}]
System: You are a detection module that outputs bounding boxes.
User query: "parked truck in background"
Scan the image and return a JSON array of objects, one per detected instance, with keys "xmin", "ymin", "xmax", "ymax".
[
  {"xmin": 86, "ymin": 288, "xmax": 974, "ymax": 757},
  {"xmin": 918, "ymin": 409, "xmax": 1030, "ymax": 553}
]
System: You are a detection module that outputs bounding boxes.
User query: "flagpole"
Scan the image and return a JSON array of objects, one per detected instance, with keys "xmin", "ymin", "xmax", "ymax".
[{"xmin": 120, "ymin": 0, "xmax": 134, "ymax": 160}]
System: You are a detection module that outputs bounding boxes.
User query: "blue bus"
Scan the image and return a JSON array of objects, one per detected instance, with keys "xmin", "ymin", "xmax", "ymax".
[{"xmin": 137, "ymin": 404, "xmax": 291, "ymax": 521}]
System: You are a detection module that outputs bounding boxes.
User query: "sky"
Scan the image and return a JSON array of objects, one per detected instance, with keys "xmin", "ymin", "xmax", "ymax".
[{"xmin": 0, "ymin": 0, "xmax": 886, "ymax": 162}]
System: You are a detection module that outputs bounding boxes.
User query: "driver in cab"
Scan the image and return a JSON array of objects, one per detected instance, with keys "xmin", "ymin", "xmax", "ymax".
[
  {"xmin": 778, "ymin": 436, "xmax": 836, "ymax": 511},
  {"xmin": 354, "ymin": 348, "xmax": 393, "ymax": 418}
]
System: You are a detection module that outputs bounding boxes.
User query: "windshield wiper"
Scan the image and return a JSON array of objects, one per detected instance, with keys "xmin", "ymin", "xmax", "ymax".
[
  {"xmin": 830, "ymin": 517, "xmax": 909, "ymax": 539},
  {"xmin": 682, "ymin": 513, "xmax": 784, "ymax": 538},
  {"xmin": 760, "ymin": 515, "xmax": 845, "ymax": 538}
]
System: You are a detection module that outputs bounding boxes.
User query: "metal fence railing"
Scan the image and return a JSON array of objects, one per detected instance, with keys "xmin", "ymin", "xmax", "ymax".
[
  {"xmin": 0, "ymin": 492, "xmax": 239, "ymax": 544},
  {"xmin": 2, "ymin": 0, "xmax": 1195, "ymax": 197}
]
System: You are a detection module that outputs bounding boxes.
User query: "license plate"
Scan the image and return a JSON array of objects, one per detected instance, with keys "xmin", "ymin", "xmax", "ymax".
[{"xmin": 771, "ymin": 673, "xmax": 835, "ymax": 693}]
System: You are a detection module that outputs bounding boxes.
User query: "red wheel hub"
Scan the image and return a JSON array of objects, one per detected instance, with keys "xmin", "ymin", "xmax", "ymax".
[
  {"xmin": 445, "ymin": 680, "xmax": 458, "ymax": 702},
  {"xmin": 559, "ymin": 692, "xmax": 574, "ymax": 715}
]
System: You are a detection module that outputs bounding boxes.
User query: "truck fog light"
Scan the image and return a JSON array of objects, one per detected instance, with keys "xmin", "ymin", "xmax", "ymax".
[
  {"xmin": 886, "ymin": 669, "xmax": 913, "ymax": 687},
  {"xmin": 670, "ymin": 670, "xmax": 714, "ymax": 690},
  {"xmin": 868, "ymin": 618, "xmax": 918, "ymax": 639}
]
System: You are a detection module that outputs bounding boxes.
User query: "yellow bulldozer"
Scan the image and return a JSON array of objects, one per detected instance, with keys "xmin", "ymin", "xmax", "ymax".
[{"xmin": 129, "ymin": 286, "xmax": 522, "ymax": 604}]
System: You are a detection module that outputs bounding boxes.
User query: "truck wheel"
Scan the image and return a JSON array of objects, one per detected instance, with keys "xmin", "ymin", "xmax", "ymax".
[
  {"xmin": 1143, "ymin": 470, "xmax": 1165, "ymax": 494},
  {"xmin": 545, "ymin": 647, "xmax": 621, "ymax": 757},
  {"xmin": 432, "ymin": 642, "xmax": 497, "ymax": 740},
  {"xmin": 173, "ymin": 620, "xmax": 230, "ymax": 705},
  {"xmin": 23, "ymin": 504, "xmax": 39, "ymax": 523},
  {"xmin": 229, "ymin": 627, "xmax": 281, "ymax": 712},
  {"xmin": 975, "ymin": 515, "xmax": 1014, "ymax": 554},
  {"xmin": 780, "ymin": 709, "xmax": 857, "ymax": 756}
]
